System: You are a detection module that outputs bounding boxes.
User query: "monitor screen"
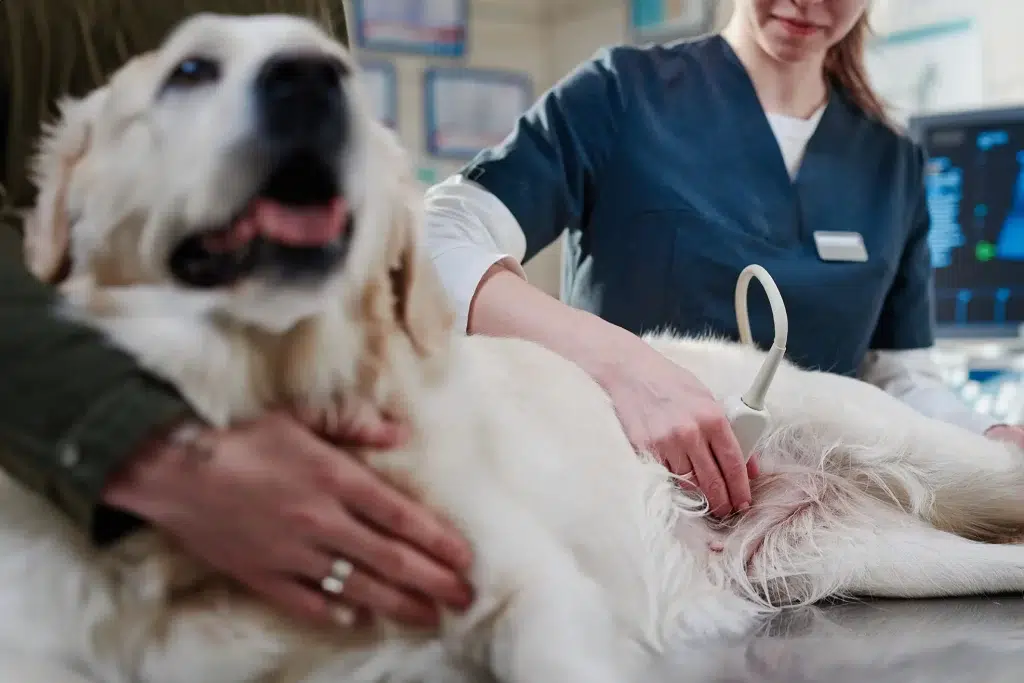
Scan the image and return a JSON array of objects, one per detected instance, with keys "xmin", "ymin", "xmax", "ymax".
[{"xmin": 911, "ymin": 107, "xmax": 1024, "ymax": 338}]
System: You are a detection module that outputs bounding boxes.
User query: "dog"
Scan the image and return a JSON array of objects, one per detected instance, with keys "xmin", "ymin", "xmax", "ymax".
[{"xmin": 7, "ymin": 12, "xmax": 1024, "ymax": 683}]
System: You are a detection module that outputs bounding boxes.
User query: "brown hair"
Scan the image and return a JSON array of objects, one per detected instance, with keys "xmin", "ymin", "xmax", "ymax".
[{"xmin": 823, "ymin": 13, "xmax": 892, "ymax": 127}]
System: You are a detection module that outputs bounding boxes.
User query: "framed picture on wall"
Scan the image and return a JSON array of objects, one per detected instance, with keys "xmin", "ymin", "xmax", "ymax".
[
  {"xmin": 630, "ymin": 0, "xmax": 717, "ymax": 43},
  {"xmin": 423, "ymin": 67, "xmax": 533, "ymax": 160},
  {"xmin": 416, "ymin": 165, "xmax": 440, "ymax": 187},
  {"xmin": 352, "ymin": 0, "xmax": 469, "ymax": 58},
  {"xmin": 358, "ymin": 60, "xmax": 399, "ymax": 130}
]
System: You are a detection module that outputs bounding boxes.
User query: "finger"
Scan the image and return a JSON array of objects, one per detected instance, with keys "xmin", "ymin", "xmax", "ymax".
[
  {"xmin": 675, "ymin": 472, "xmax": 700, "ymax": 491},
  {"xmin": 659, "ymin": 445, "xmax": 697, "ymax": 488},
  {"xmin": 335, "ymin": 465, "xmax": 473, "ymax": 572},
  {"xmin": 642, "ymin": 422, "xmax": 692, "ymax": 478},
  {"xmin": 297, "ymin": 402, "xmax": 408, "ymax": 449},
  {"xmin": 657, "ymin": 440, "xmax": 694, "ymax": 479},
  {"xmin": 268, "ymin": 542, "xmax": 350, "ymax": 582},
  {"xmin": 318, "ymin": 511, "xmax": 473, "ymax": 611},
  {"xmin": 706, "ymin": 417, "xmax": 752, "ymax": 511},
  {"xmin": 668, "ymin": 457, "xmax": 708, "ymax": 509},
  {"xmin": 322, "ymin": 562, "xmax": 440, "ymax": 629},
  {"xmin": 683, "ymin": 435, "xmax": 731, "ymax": 516},
  {"xmin": 342, "ymin": 419, "xmax": 408, "ymax": 450},
  {"xmin": 241, "ymin": 573, "xmax": 348, "ymax": 628},
  {"xmin": 746, "ymin": 452, "xmax": 761, "ymax": 480}
]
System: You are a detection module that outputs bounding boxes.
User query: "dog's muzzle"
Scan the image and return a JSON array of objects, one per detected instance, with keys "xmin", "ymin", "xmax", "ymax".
[
  {"xmin": 256, "ymin": 52, "xmax": 349, "ymax": 162},
  {"xmin": 168, "ymin": 52, "xmax": 354, "ymax": 290}
]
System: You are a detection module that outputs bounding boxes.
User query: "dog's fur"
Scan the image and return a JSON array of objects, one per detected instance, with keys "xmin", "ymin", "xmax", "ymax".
[{"xmin": 5, "ymin": 13, "xmax": 1024, "ymax": 683}]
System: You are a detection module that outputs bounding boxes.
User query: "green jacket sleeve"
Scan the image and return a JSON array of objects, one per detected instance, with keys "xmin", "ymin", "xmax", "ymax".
[
  {"xmin": 0, "ymin": 0, "xmax": 349, "ymax": 545},
  {"xmin": 0, "ymin": 224, "xmax": 193, "ymax": 544}
]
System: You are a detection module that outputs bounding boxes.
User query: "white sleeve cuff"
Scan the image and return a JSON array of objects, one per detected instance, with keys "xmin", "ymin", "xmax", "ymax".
[
  {"xmin": 860, "ymin": 348, "xmax": 1000, "ymax": 434},
  {"xmin": 431, "ymin": 246, "xmax": 524, "ymax": 333},
  {"xmin": 424, "ymin": 175, "xmax": 530, "ymax": 333}
]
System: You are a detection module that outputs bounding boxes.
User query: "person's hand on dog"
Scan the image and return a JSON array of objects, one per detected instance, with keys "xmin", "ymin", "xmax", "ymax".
[
  {"xmin": 985, "ymin": 424, "xmax": 1024, "ymax": 450},
  {"xmin": 101, "ymin": 410, "xmax": 474, "ymax": 630},
  {"xmin": 593, "ymin": 341, "xmax": 759, "ymax": 518}
]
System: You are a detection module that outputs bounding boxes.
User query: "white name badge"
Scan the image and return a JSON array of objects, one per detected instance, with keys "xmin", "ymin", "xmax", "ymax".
[{"xmin": 813, "ymin": 231, "xmax": 868, "ymax": 263}]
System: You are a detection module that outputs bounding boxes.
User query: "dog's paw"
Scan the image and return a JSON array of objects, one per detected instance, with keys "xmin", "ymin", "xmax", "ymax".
[{"xmin": 295, "ymin": 396, "xmax": 395, "ymax": 444}]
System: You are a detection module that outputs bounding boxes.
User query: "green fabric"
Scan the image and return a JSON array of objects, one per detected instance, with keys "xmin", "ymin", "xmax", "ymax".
[{"xmin": 0, "ymin": 0, "xmax": 349, "ymax": 545}]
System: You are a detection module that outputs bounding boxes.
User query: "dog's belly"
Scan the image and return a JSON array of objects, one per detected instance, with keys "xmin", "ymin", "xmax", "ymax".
[{"xmin": 397, "ymin": 336, "xmax": 764, "ymax": 647}]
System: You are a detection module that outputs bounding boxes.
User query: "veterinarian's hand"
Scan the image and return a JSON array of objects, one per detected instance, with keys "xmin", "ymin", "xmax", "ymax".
[
  {"xmin": 101, "ymin": 412, "xmax": 474, "ymax": 630},
  {"xmin": 595, "ymin": 345, "xmax": 758, "ymax": 517},
  {"xmin": 986, "ymin": 424, "xmax": 1024, "ymax": 450}
]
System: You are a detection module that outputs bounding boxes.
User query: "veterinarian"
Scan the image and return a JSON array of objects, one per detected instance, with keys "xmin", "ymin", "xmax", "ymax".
[
  {"xmin": 0, "ymin": 0, "xmax": 472, "ymax": 631},
  {"xmin": 424, "ymin": 0, "xmax": 1024, "ymax": 517}
]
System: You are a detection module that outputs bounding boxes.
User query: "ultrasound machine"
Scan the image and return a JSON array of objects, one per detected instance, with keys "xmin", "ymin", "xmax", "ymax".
[{"xmin": 911, "ymin": 106, "xmax": 1024, "ymax": 424}]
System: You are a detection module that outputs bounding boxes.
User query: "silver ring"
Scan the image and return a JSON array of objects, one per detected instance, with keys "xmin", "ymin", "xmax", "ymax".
[{"xmin": 320, "ymin": 557, "xmax": 354, "ymax": 595}]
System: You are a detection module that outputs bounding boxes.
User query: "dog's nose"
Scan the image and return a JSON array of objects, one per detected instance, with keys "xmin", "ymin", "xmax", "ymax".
[{"xmin": 255, "ymin": 53, "xmax": 347, "ymax": 151}]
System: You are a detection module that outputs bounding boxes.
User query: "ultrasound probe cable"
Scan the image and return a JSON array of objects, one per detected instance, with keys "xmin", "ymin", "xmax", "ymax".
[{"xmin": 724, "ymin": 264, "xmax": 789, "ymax": 462}]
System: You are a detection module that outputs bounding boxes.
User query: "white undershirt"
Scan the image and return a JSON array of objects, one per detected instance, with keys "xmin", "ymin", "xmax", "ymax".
[
  {"xmin": 422, "ymin": 108, "xmax": 999, "ymax": 434},
  {"xmin": 765, "ymin": 107, "xmax": 826, "ymax": 179}
]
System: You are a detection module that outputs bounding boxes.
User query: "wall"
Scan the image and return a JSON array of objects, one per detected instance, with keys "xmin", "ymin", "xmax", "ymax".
[
  {"xmin": 347, "ymin": 0, "xmax": 565, "ymax": 293},
  {"xmin": 869, "ymin": 0, "xmax": 1024, "ymax": 106}
]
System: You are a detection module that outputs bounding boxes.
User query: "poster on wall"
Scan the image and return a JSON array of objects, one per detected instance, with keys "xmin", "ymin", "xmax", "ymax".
[
  {"xmin": 424, "ymin": 68, "xmax": 532, "ymax": 160},
  {"xmin": 416, "ymin": 166, "xmax": 439, "ymax": 185},
  {"xmin": 865, "ymin": 19, "xmax": 984, "ymax": 124},
  {"xmin": 352, "ymin": 0, "xmax": 468, "ymax": 57},
  {"xmin": 629, "ymin": 0, "xmax": 716, "ymax": 43},
  {"xmin": 358, "ymin": 61, "xmax": 399, "ymax": 130}
]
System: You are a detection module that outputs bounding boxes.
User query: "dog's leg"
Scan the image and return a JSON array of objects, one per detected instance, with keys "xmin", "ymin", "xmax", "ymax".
[
  {"xmin": 767, "ymin": 371, "xmax": 1024, "ymax": 542},
  {"xmin": 830, "ymin": 519, "xmax": 1024, "ymax": 599},
  {"xmin": 488, "ymin": 570, "xmax": 629, "ymax": 683},
  {"xmin": 447, "ymin": 498, "xmax": 634, "ymax": 683},
  {"xmin": 724, "ymin": 473, "xmax": 1024, "ymax": 604}
]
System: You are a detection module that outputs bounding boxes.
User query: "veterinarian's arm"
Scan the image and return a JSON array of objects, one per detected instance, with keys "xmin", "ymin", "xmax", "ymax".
[
  {"xmin": 863, "ymin": 144, "xmax": 998, "ymax": 433},
  {"xmin": 0, "ymin": 223, "xmax": 192, "ymax": 544},
  {"xmin": 859, "ymin": 349, "xmax": 998, "ymax": 433}
]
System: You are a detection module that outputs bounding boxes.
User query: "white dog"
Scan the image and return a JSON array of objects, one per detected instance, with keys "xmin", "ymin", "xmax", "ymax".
[{"xmin": 7, "ymin": 12, "xmax": 1024, "ymax": 683}]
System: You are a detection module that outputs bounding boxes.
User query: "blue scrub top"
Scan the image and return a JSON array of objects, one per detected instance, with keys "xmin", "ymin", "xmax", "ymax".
[{"xmin": 460, "ymin": 35, "xmax": 934, "ymax": 376}]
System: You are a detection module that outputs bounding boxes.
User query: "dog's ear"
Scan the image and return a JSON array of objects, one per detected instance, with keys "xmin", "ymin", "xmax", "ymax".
[
  {"xmin": 384, "ymin": 172, "xmax": 455, "ymax": 357},
  {"xmin": 24, "ymin": 89, "xmax": 107, "ymax": 283}
]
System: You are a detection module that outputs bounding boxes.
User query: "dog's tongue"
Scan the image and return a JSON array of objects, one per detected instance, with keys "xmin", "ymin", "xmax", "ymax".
[{"xmin": 249, "ymin": 197, "xmax": 347, "ymax": 247}]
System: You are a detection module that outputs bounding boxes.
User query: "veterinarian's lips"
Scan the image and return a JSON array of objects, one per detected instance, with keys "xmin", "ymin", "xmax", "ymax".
[
  {"xmin": 772, "ymin": 15, "xmax": 823, "ymax": 36},
  {"xmin": 203, "ymin": 196, "xmax": 348, "ymax": 252}
]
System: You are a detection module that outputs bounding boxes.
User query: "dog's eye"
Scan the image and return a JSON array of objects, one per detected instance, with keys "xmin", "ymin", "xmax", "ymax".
[{"xmin": 165, "ymin": 57, "xmax": 221, "ymax": 89}]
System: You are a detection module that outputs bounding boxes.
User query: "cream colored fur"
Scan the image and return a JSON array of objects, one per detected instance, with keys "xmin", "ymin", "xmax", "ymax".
[{"xmin": 5, "ymin": 13, "xmax": 1024, "ymax": 683}]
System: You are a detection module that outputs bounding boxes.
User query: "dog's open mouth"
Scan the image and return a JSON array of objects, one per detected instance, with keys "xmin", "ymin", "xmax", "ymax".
[{"xmin": 168, "ymin": 152, "xmax": 353, "ymax": 289}]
